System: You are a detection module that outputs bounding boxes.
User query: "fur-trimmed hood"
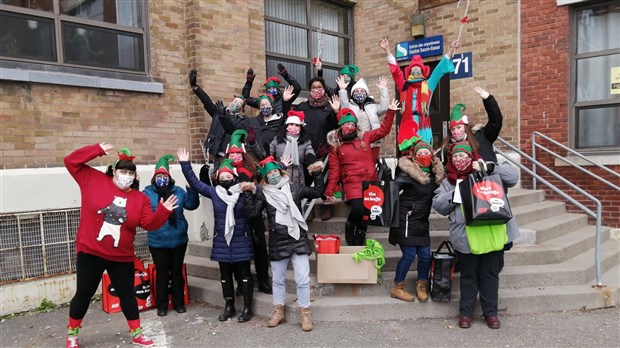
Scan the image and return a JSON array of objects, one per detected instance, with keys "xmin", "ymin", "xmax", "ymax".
[
  {"xmin": 398, "ymin": 155, "xmax": 445, "ymax": 185},
  {"xmin": 326, "ymin": 128, "xmax": 367, "ymax": 149}
]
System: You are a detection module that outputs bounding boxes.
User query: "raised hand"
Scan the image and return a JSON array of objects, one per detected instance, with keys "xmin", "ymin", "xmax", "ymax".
[
  {"xmin": 328, "ymin": 94, "xmax": 340, "ymax": 113},
  {"xmin": 314, "ymin": 58, "xmax": 323, "ymax": 70},
  {"xmin": 280, "ymin": 155, "xmax": 293, "ymax": 167},
  {"xmin": 376, "ymin": 75, "xmax": 388, "ymax": 89},
  {"xmin": 283, "ymin": 85, "xmax": 295, "ymax": 102},
  {"xmin": 474, "ymin": 86, "xmax": 490, "ymax": 99},
  {"xmin": 378, "ymin": 37, "xmax": 390, "ymax": 54},
  {"xmin": 388, "ymin": 98, "xmax": 400, "ymax": 111},
  {"xmin": 447, "ymin": 40, "xmax": 461, "ymax": 57},
  {"xmin": 335, "ymin": 75, "xmax": 348, "ymax": 90},
  {"xmin": 177, "ymin": 148, "xmax": 190, "ymax": 162},
  {"xmin": 161, "ymin": 195, "xmax": 179, "ymax": 211},
  {"xmin": 99, "ymin": 143, "xmax": 113, "ymax": 154},
  {"xmin": 215, "ymin": 100, "xmax": 226, "ymax": 116},
  {"xmin": 246, "ymin": 68, "xmax": 255, "ymax": 83},
  {"xmin": 189, "ymin": 69, "xmax": 197, "ymax": 87}
]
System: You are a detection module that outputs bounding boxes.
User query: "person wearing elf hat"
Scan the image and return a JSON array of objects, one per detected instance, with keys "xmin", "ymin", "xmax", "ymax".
[
  {"xmin": 388, "ymin": 139, "xmax": 445, "ymax": 303},
  {"xmin": 336, "ymin": 74, "xmax": 390, "ymax": 161},
  {"xmin": 379, "ymin": 37, "xmax": 460, "ymax": 146},
  {"xmin": 177, "ymin": 148, "xmax": 256, "ymax": 323},
  {"xmin": 224, "ymin": 129, "xmax": 257, "ymax": 182},
  {"xmin": 241, "ymin": 63, "xmax": 302, "ymax": 114},
  {"xmin": 324, "ymin": 99, "xmax": 399, "ymax": 246},
  {"xmin": 241, "ymin": 155, "xmax": 324, "ymax": 332},
  {"xmin": 314, "ymin": 58, "xmax": 360, "ymax": 98},
  {"xmin": 64, "ymin": 144, "xmax": 178, "ymax": 348},
  {"xmin": 143, "ymin": 154, "xmax": 200, "ymax": 317},
  {"xmin": 432, "ymin": 141, "xmax": 519, "ymax": 330}
]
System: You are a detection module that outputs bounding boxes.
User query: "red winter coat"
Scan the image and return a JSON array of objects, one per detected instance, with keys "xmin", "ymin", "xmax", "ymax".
[{"xmin": 325, "ymin": 109, "xmax": 395, "ymax": 201}]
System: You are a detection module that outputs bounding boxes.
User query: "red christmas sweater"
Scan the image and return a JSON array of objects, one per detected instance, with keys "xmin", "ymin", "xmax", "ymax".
[{"xmin": 64, "ymin": 144, "xmax": 172, "ymax": 262}]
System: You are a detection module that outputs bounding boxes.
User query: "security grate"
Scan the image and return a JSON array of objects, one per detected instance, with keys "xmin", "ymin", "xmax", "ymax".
[{"xmin": 0, "ymin": 209, "xmax": 151, "ymax": 283}]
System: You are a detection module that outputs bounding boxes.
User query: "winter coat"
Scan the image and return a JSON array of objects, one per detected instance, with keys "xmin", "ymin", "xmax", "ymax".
[
  {"xmin": 242, "ymin": 74, "xmax": 302, "ymax": 114},
  {"xmin": 192, "ymin": 85, "xmax": 231, "ymax": 159},
  {"xmin": 243, "ymin": 173, "xmax": 324, "ymax": 261},
  {"xmin": 144, "ymin": 184, "xmax": 200, "ymax": 249},
  {"xmin": 389, "ymin": 156, "xmax": 445, "ymax": 247},
  {"xmin": 472, "ymin": 95, "xmax": 503, "ymax": 162},
  {"xmin": 269, "ymin": 134, "xmax": 318, "ymax": 186},
  {"xmin": 180, "ymin": 161, "xmax": 254, "ymax": 263},
  {"xmin": 219, "ymin": 111, "xmax": 284, "ymax": 162},
  {"xmin": 294, "ymin": 101, "xmax": 339, "ymax": 154},
  {"xmin": 339, "ymin": 86, "xmax": 389, "ymax": 148},
  {"xmin": 432, "ymin": 162, "xmax": 519, "ymax": 254},
  {"xmin": 325, "ymin": 109, "xmax": 396, "ymax": 200}
]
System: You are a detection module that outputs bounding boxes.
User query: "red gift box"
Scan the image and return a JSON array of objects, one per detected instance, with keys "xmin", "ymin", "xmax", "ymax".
[
  {"xmin": 148, "ymin": 263, "xmax": 189, "ymax": 309},
  {"xmin": 102, "ymin": 259, "xmax": 154, "ymax": 314}
]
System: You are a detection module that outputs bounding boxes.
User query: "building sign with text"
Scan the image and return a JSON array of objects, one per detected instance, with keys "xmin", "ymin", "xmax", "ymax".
[
  {"xmin": 395, "ymin": 35, "xmax": 444, "ymax": 61},
  {"xmin": 450, "ymin": 52, "xmax": 473, "ymax": 80}
]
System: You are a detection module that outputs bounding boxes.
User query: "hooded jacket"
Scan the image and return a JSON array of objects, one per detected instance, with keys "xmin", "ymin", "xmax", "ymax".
[{"xmin": 339, "ymin": 78, "xmax": 389, "ymax": 148}]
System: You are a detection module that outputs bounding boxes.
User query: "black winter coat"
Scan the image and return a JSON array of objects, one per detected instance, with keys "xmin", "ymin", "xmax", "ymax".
[
  {"xmin": 243, "ymin": 173, "xmax": 324, "ymax": 261},
  {"xmin": 294, "ymin": 101, "xmax": 338, "ymax": 155},
  {"xmin": 242, "ymin": 73, "xmax": 302, "ymax": 114},
  {"xmin": 219, "ymin": 112, "xmax": 285, "ymax": 162},
  {"xmin": 473, "ymin": 95, "xmax": 503, "ymax": 162},
  {"xmin": 389, "ymin": 156, "xmax": 445, "ymax": 247},
  {"xmin": 192, "ymin": 86, "xmax": 230, "ymax": 159}
]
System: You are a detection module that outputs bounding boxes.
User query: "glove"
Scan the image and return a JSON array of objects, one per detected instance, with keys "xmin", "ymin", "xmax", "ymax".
[
  {"xmin": 215, "ymin": 100, "xmax": 226, "ymax": 116},
  {"xmin": 277, "ymin": 63, "xmax": 288, "ymax": 77},
  {"xmin": 315, "ymin": 143, "xmax": 331, "ymax": 158},
  {"xmin": 189, "ymin": 69, "xmax": 197, "ymax": 87},
  {"xmin": 247, "ymin": 128, "xmax": 257, "ymax": 145},
  {"xmin": 246, "ymin": 68, "xmax": 255, "ymax": 83}
]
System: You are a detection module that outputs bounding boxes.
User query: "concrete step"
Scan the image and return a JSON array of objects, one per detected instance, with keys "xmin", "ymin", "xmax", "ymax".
[{"xmin": 519, "ymin": 213, "xmax": 588, "ymax": 244}]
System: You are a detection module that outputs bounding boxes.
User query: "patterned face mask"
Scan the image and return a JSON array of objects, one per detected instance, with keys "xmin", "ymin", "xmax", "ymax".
[
  {"xmin": 452, "ymin": 156, "xmax": 472, "ymax": 172},
  {"xmin": 115, "ymin": 174, "xmax": 134, "ymax": 190},
  {"xmin": 228, "ymin": 102, "xmax": 242, "ymax": 114},
  {"xmin": 451, "ymin": 127, "xmax": 467, "ymax": 142},
  {"xmin": 260, "ymin": 106, "xmax": 272, "ymax": 117},
  {"xmin": 310, "ymin": 88, "xmax": 325, "ymax": 99},
  {"xmin": 341, "ymin": 123, "xmax": 357, "ymax": 136},
  {"xmin": 155, "ymin": 176, "xmax": 169, "ymax": 188},
  {"xmin": 267, "ymin": 172, "xmax": 282, "ymax": 185},
  {"xmin": 352, "ymin": 92, "xmax": 367, "ymax": 104},
  {"xmin": 286, "ymin": 124, "xmax": 301, "ymax": 136},
  {"xmin": 267, "ymin": 87, "xmax": 279, "ymax": 96},
  {"xmin": 228, "ymin": 152, "xmax": 243, "ymax": 163}
]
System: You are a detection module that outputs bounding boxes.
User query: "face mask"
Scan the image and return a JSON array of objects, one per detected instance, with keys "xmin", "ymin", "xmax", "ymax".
[
  {"xmin": 452, "ymin": 156, "xmax": 472, "ymax": 172},
  {"xmin": 343, "ymin": 75, "xmax": 351, "ymax": 84},
  {"xmin": 115, "ymin": 174, "xmax": 134, "ymax": 190},
  {"xmin": 228, "ymin": 153, "xmax": 243, "ymax": 163},
  {"xmin": 310, "ymin": 88, "xmax": 325, "ymax": 99},
  {"xmin": 341, "ymin": 123, "xmax": 357, "ymax": 136},
  {"xmin": 260, "ymin": 106, "xmax": 272, "ymax": 117},
  {"xmin": 155, "ymin": 176, "xmax": 169, "ymax": 188},
  {"xmin": 416, "ymin": 154, "xmax": 433, "ymax": 168},
  {"xmin": 267, "ymin": 87, "xmax": 279, "ymax": 96},
  {"xmin": 228, "ymin": 102, "xmax": 242, "ymax": 114},
  {"xmin": 219, "ymin": 179, "xmax": 235, "ymax": 190},
  {"xmin": 287, "ymin": 124, "xmax": 300, "ymax": 136},
  {"xmin": 352, "ymin": 92, "xmax": 367, "ymax": 104},
  {"xmin": 451, "ymin": 129, "xmax": 467, "ymax": 142},
  {"xmin": 267, "ymin": 172, "xmax": 281, "ymax": 185}
]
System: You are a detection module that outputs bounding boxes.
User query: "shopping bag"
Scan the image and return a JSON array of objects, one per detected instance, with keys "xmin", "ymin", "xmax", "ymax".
[
  {"xmin": 102, "ymin": 258, "xmax": 154, "ymax": 313},
  {"xmin": 459, "ymin": 171, "xmax": 513, "ymax": 226},
  {"xmin": 313, "ymin": 234, "xmax": 341, "ymax": 254},
  {"xmin": 148, "ymin": 263, "xmax": 189, "ymax": 310},
  {"xmin": 464, "ymin": 222, "xmax": 508, "ymax": 255},
  {"xmin": 361, "ymin": 180, "xmax": 400, "ymax": 227},
  {"xmin": 430, "ymin": 241, "xmax": 456, "ymax": 302}
]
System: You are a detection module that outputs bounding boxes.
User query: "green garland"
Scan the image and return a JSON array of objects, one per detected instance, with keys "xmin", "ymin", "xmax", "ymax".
[{"xmin": 352, "ymin": 239, "xmax": 385, "ymax": 278}]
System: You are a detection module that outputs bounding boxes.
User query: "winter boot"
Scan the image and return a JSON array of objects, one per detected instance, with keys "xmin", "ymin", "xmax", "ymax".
[
  {"xmin": 391, "ymin": 281, "xmax": 415, "ymax": 302},
  {"xmin": 299, "ymin": 307, "xmax": 313, "ymax": 331},
  {"xmin": 237, "ymin": 279, "xmax": 254, "ymax": 322},
  {"xmin": 218, "ymin": 279, "xmax": 236, "ymax": 321},
  {"xmin": 258, "ymin": 276, "xmax": 273, "ymax": 295},
  {"xmin": 344, "ymin": 222, "xmax": 356, "ymax": 245},
  {"xmin": 416, "ymin": 279, "xmax": 429, "ymax": 302},
  {"xmin": 267, "ymin": 304, "xmax": 286, "ymax": 327},
  {"xmin": 352, "ymin": 225, "xmax": 367, "ymax": 246}
]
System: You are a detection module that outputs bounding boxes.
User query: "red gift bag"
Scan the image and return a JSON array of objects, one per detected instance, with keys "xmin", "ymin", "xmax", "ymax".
[
  {"xmin": 313, "ymin": 235, "xmax": 341, "ymax": 254},
  {"xmin": 102, "ymin": 258, "xmax": 154, "ymax": 313},
  {"xmin": 148, "ymin": 263, "xmax": 189, "ymax": 309}
]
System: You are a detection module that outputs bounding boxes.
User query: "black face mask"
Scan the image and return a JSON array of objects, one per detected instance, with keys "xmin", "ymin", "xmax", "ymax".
[
  {"xmin": 219, "ymin": 179, "xmax": 236, "ymax": 190},
  {"xmin": 340, "ymin": 129, "xmax": 358, "ymax": 141}
]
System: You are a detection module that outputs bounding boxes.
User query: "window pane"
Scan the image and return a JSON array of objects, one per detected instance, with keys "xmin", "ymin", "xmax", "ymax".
[
  {"xmin": 2, "ymin": 0, "xmax": 53, "ymax": 11},
  {"xmin": 266, "ymin": 58, "xmax": 308, "ymax": 90},
  {"xmin": 576, "ymin": 54, "xmax": 620, "ymax": 102},
  {"xmin": 62, "ymin": 22, "xmax": 144, "ymax": 71},
  {"xmin": 0, "ymin": 12, "xmax": 56, "ymax": 62},
  {"xmin": 265, "ymin": 21, "xmax": 307, "ymax": 58},
  {"xmin": 265, "ymin": 0, "xmax": 306, "ymax": 24},
  {"xmin": 577, "ymin": 3, "xmax": 620, "ymax": 54},
  {"xmin": 313, "ymin": 31, "xmax": 349, "ymax": 65},
  {"xmin": 576, "ymin": 105, "xmax": 620, "ymax": 148},
  {"xmin": 61, "ymin": 0, "xmax": 143, "ymax": 28},
  {"xmin": 321, "ymin": 67, "xmax": 340, "ymax": 89},
  {"xmin": 311, "ymin": 0, "xmax": 349, "ymax": 34}
]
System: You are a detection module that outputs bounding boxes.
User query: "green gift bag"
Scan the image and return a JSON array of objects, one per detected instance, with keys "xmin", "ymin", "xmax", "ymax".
[{"xmin": 464, "ymin": 223, "xmax": 507, "ymax": 255}]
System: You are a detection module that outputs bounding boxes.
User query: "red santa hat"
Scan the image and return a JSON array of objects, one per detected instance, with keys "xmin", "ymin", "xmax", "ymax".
[{"xmin": 285, "ymin": 110, "xmax": 305, "ymax": 126}]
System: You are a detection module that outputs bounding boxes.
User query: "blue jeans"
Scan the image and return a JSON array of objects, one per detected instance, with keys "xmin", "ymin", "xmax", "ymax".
[{"xmin": 394, "ymin": 245, "xmax": 431, "ymax": 283}]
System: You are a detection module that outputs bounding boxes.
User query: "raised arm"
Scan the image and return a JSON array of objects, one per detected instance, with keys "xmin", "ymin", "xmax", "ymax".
[
  {"xmin": 475, "ymin": 87, "xmax": 503, "ymax": 143},
  {"xmin": 379, "ymin": 37, "xmax": 406, "ymax": 91},
  {"xmin": 177, "ymin": 148, "xmax": 215, "ymax": 198},
  {"xmin": 64, "ymin": 143, "xmax": 110, "ymax": 185},
  {"xmin": 375, "ymin": 76, "xmax": 389, "ymax": 116},
  {"xmin": 278, "ymin": 63, "xmax": 302, "ymax": 104},
  {"xmin": 365, "ymin": 100, "xmax": 398, "ymax": 144}
]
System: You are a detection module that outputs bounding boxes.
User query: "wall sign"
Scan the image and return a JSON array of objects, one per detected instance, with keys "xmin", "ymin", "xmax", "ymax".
[
  {"xmin": 450, "ymin": 52, "xmax": 473, "ymax": 80},
  {"xmin": 611, "ymin": 67, "xmax": 620, "ymax": 95},
  {"xmin": 395, "ymin": 35, "xmax": 444, "ymax": 61}
]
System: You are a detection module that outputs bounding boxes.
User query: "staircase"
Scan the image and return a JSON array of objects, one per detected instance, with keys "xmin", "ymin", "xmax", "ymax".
[{"xmin": 186, "ymin": 188, "xmax": 620, "ymax": 322}]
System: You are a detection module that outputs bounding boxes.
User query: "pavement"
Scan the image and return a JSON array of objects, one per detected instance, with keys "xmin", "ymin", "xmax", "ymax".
[{"xmin": 0, "ymin": 300, "xmax": 619, "ymax": 348}]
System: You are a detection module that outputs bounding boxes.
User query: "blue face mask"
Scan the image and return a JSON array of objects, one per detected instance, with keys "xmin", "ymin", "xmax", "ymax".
[
  {"xmin": 352, "ymin": 92, "xmax": 367, "ymax": 104},
  {"xmin": 267, "ymin": 87, "xmax": 279, "ymax": 96},
  {"xmin": 267, "ymin": 172, "xmax": 281, "ymax": 185},
  {"xmin": 260, "ymin": 106, "xmax": 272, "ymax": 117},
  {"xmin": 155, "ymin": 176, "xmax": 169, "ymax": 188}
]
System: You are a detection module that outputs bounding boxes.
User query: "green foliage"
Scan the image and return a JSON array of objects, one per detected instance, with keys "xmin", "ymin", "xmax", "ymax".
[{"xmin": 34, "ymin": 298, "xmax": 57, "ymax": 313}]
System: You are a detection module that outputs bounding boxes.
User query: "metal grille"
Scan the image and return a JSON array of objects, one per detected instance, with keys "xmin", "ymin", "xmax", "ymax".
[{"xmin": 0, "ymin": 209, "xmax": 150, "ymax": 283}]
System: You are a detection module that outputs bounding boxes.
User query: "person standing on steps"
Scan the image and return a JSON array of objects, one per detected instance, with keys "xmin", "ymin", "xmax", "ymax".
[
  {"xmin": 242, "ymin": 63, "xmax": 302, "ymax": 114},
  {"xmin": 178, "ymin": 148, "xmax": 255, "ymax": 323}
]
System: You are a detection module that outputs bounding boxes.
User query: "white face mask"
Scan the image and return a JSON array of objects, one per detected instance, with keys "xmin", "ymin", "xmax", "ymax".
[{"xmin": 115, "ymin": 174, "xmax": 134, "ymax": 190}]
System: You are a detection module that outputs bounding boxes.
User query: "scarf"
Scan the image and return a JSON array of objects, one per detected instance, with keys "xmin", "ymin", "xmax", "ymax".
[
  {"xmin": 308, "ymin": 93, "xmax": 329, "ymax": 108},
  {"xmin": 283, "ymin": 134, "xmax": 300, "ymax": 166},
  {"xmin": 155, "ymin": 184, "xmax": 176, "ymax": 227},
  {"xmin": 262, "ymin": 176, "xmax": 307, "ymax": 240},
  {"xmin": 215, "ymin": 184, "xmax": 242, "ymax": 246}
]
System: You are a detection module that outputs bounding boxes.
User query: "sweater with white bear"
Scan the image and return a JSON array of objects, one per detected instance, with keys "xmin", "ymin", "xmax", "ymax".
[{"xmin": 65, "ymin": 144, "xmax": 172, "ymax": 262}]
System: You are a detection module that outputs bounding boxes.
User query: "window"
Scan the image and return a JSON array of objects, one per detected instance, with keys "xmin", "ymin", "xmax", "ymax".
[
  {"xmin": 264, "ymin": 0, "xmax": 353, "ymax": 90},
  {"xmin": 0, "ymin": 0, "xmax": 146, "ymax": 73},
  {"xmin": 571, "ymin": 1, "xmax": 620, "ymax": 150}
]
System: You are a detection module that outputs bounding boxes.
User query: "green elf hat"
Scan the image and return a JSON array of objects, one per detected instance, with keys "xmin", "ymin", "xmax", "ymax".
[
  {"xmin": 154, "ymin": 154, "xmax": 175, "ymax": 176},
  {"xmin": 226, "ymin": 129, "xmax": 248, "ymax": 154},
  {"xmin": 449, "ymin": 103, "xmax": 469, "ymax": 129},
  {"xmin": 450, "ymin": 141, "xmax": 473, "ymax": 157},
  {"xmin": 336, "ymin": 107, "xmax": 358, "ymax": 126},
  {"xmin": 339, "ymin": 65, "xmax": 360, "ymax": 78},
  {"xmin": 257, "ymin": 94, "xmax": 274, "ymax": 106},
  {"xmin": 217, "ymin": 158, "xmax": 238, "ymax": 177},
  {"xmin": 257, "ymin": 155, "xmax": 281, "ymax": 178},
  {"xmin": 397, "ymin": 119, "xmax": 420, "ymax": 152},
  {"xmin": 264, "ymin": 76, "xmax": 281, "ymax": 89},
  {"xmin": 414, "ymin": 140, "xmax": 433, "ymax": 155},
  {"xmin": 114, "ymin": 147, "xmax": 135, "ymax": 168}
]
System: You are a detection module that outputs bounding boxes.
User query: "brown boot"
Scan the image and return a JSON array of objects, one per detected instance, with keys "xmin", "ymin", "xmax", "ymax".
[
  {"xmin": 390, "ymin": 281, "xmax": 415, "ymax": 302},
  {"xmin": 416, "ymin": 279, "xmax": 429, "ymax": 302},
  {"xmin": 267, "ymin": 304, "xmax": 285, "ymax": 327},
  {"xmin": 299, "ymin": 307, "xmax": 313, "ymax": 331}
]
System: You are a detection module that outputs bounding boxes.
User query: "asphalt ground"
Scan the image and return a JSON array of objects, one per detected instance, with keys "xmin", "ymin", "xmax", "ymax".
[{"xmin": 0, "ymin": 300, "xmax": 618, "ymax": 347}]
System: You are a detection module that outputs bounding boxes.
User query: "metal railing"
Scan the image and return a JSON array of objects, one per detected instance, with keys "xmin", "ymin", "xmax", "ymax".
[{"xmin": 495, "ymin": 133, "xmax": 619, "ymax": 286}]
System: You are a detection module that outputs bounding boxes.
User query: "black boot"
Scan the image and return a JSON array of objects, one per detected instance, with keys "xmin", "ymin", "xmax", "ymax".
[
  {"xmin": 353, "ymin": 225, "xmax": 367, "ymax": 246},
  {"xmin": 345, "ymin": 222, "xmax": 356, "ymax": 246},
  {"xmin": 258, "ymin": 276, "xmax": 272, "ymax": 295},
  {"xmin": 237, "ymin": 279, "xmax": 254, "ymax": 322},
  {"xmin": 218, "ymin": 279, "xmax": 236, "ymax": 321}
]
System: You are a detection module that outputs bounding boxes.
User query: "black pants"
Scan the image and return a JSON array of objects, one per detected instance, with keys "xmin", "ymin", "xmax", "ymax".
[
  {"xmin": 219, "ymin": 261, "xmax": 252, "ymax": 298},
  {"xmin": 346, "ymin": 198, "xmax": 364, "ymax": 227},
  {"xmin": 456, "ymin": 250, "xmax": 502, "ymax": 318},
  {"xmin": 249, "ymin": 218, "xmax": 269, "ymax": 280},
  {"xmin": 149, "ymin": 244, "xmax": 187, "ymax": 310},
  {"xmin": 70, "ymin": 252, "xmax": 138, "ymax": 320}
]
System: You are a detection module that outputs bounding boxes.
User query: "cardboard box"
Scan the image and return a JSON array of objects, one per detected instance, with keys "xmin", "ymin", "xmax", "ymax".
[{"xmin": 316, "ymin": 246, "xmax": 378, "ymax": 284}]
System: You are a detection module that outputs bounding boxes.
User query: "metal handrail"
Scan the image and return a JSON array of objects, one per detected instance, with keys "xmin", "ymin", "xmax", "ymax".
[
  {"xmin": 495, "ymin": 136, "xmax": 605, "ymax": 286},
  {"xmin": 532, "ymin": 131, "xmax": 620, "ymax": 191}
]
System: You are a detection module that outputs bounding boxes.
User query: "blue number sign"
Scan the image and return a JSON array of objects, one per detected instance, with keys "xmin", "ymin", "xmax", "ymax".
[{"xmin": 450, "ymin": 52, "xmax": 473, "ymax": 79}]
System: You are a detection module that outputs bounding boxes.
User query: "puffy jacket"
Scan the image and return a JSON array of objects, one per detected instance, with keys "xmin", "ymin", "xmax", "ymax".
[
  {"xmin": 243, "ymin": 173, "xmax": 324, "ymax": 261},
  {"xmin": 432, "ymin": 162, "xmax": 519, "ymax": 254},
  {"xmin": 294, "ymin": 101, "xmax": 339, "ymax": 154},
  {"xmin": 269, "ymin": 132, "xmax": 318, "ymax": 187},
  {"xmin": 325, "ymin": 109, "xmax": 396, "ymax": 200},
  {"xmin": 389, "ymin": 156, "xmax": 445, "ymax": 247},
  {"xmin": 339, "ymin": 86, "xmax": 389, "ymax": 148},
  {"xmin": 180, "ymin": 161, "xmax": 254, "ymax": 263},
  {"xmin": 144, "ymin": 184, "xmax": 200, "ymax": 249}
]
